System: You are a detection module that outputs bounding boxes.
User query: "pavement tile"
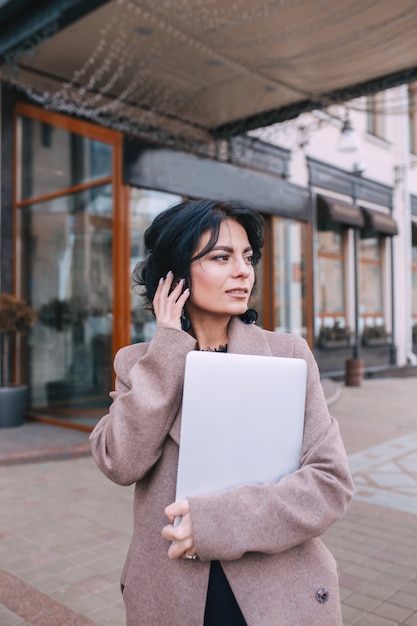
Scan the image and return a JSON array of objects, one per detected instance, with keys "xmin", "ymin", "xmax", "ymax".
[
  {"xmin": 0, "ymin": 569, "xmax": 95, "ymax": 626},
  {"xmin": 341, "ymin": 602, "xmax": 364, "ymax": 624},
  {"xmin": 85, "ymin": 605, "xmax": 127, "ymax": 626},
  {"xmin": 389, "ymin": 592, "xmax": 417, "ymax": 611},
  {"xmin": 343, "ymin": 592, "xmax": 381, "ymax": 612},
  {"xmin": 401, "ymin": 581, "xmax": 417, "ymax": 596},
  {"xmin": 339, "ymin": 572, "xmax": 367, "ymax": 591},
  {"xmin": 360, "ymin": 581, "xmax": 396, "ymax": 601},
  {"xmin": 352, "ymin": 616, "xmax": 398, "ymax": 626},
  {"xmin": 404, "ymin": 613, "xmax": 417, "ymax": 626},
  {"xmin": 383, "ymin": 564, "xmax": 417, "ymax": 582},
  {"xmin": 359, "ymin": 558, "xmax": 393, "ymax": 574},
  {"xmin": 76, "ymin": 575, "xmax": 114, "ymax": 594},
  {"xmin": 0, "ymin": 605, "xmax": 30, "ymax": 625},
  {"xmin": 372, "ymin": 601, "xmax": 415, "ymax": 623}
]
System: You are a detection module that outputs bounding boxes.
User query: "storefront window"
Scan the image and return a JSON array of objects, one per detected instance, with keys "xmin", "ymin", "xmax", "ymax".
[
  {"xmin": 412, "ymin": 236, "xmax": 417, "ymax": 345},
  {"xmin": 19, "ymin": 117, "xmax": 112, "ymax": 201},
  {"xmin": 273, "ymin": 217, "xmax": 308, "ymax": 338},
  {"xmin": 359, "ymin": 233, "xmax": 384, "ymax": 334},
  {"xmin": 20, "ymin": 185, "xmax": 113, "ymax": 426},
  {"xmin": 250, "ymin": 248, "xmax": 264, "ymax": 330},
  {"xmin": 316, "ymin": 222, "xmax": 347, "ymax": 339},
  {"xmin": 16, "ymin": 107, "xmax": 119, "ymax": 428},
  {"xmin": 129, "ymin": 189, "xmax": 182, "ymax": 343}
]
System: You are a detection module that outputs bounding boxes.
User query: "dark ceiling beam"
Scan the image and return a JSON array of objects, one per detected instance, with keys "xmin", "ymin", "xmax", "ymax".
[
  {"xmin": 212, "ymin": 64, "xmax": 417, "ymax": 138},
  {"xmin": 0, "ymin": 0, "xmax": 110, "ymax": 64}
]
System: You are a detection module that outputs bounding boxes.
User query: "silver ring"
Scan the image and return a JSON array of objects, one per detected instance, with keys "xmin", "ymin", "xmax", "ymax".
[{"xmin": 185, "ymin": 554, "xmax": 197, "ymax": 560}]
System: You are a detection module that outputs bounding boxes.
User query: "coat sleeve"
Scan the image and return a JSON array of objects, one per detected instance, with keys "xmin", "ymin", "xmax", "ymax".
[
  {"xmin": 89, "ymin": 326, "xmax": 196, "ymax": 486},
  {"xmin": 190, "ymin": 335, "xmax": 354, "ymax": 561}
]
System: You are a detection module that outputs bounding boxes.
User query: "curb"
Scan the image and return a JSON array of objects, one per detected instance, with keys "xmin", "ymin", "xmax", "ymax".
[{"xmin": 0, "ymin": 443, "xmax": 92, "ymax": 466}]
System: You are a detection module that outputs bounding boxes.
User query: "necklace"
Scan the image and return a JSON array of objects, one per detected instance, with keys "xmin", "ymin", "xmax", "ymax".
[{"xmin": 201, "ymin": 344, "xmax": 228, "ymax": 352}]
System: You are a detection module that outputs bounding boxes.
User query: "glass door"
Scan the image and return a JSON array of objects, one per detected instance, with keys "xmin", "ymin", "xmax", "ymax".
[
  {"xmin": 16, "ymin": 104, "xmax": 123, "ymax": 428},
  {"xmin": 272, "ymin": 217, "xmax": 310, "ymax": 340}
]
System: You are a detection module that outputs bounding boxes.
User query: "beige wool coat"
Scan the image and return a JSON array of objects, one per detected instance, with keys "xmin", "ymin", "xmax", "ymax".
[{"xmin": 90, "ymin": 317, "xmax": 354, "ymax": 626}]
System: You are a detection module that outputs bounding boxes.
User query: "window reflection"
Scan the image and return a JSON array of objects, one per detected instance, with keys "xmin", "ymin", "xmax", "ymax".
[
  {"xmin": 273, "ymin": 218, "xmax": 308, "ymax": 338},
  {"xmin": 359, "ymin": 233, "xmax": 384, "ymax": 332},
  {"xmin": 130, "ymin": 189, "xmax": 182, "ymax": 343},
  {"xmin": 19, "ymin": 117, "xmax": 112, "ymax": 201},
  {"xmin": 316, "ymin": 221, "xmax": 346, "ymax": 337},
  {"xmin": 413, "ymin": 237, "xmax": 417, "ymax": 340},
  {"xmin": 21, "ymin": 185, "xmax": 113, "ymax": 426},
  {"xmin": 413, "ymin": 238, "xmax": 417, "ymax": 344}
]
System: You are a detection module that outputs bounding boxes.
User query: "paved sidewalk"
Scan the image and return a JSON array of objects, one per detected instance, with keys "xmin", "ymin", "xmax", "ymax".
[
  {"xmin": 0, "ymin": 376, "xmax": 416, "ymax": 625},
  {"xmin": 324, "ymin": 377, "xmax": 417, "ymax": 626},
  {"xmin": 0, "ymin": 422, "xmax": 91, "ymax": 466}
]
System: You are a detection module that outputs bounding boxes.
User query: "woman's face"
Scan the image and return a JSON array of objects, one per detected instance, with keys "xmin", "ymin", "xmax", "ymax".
[{"xmin": 187, "ymin": 219, "xmax": 255, "ymax": 321}]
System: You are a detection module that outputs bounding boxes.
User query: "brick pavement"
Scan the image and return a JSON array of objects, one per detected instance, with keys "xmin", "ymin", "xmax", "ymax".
[{"xmin": 0, "ymin": 376, "xmax": 416, "ymax": 625}]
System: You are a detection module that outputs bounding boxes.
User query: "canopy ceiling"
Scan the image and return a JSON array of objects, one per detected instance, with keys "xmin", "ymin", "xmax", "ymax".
[{"xmin": 2, "ymin": 0, "xmax": 417, "ymax": 144}]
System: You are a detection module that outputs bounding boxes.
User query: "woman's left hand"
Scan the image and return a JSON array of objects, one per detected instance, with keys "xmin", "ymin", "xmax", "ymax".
[{"xmin": 162, "ymin": 500, "xmax": 197, "ymax": 560}]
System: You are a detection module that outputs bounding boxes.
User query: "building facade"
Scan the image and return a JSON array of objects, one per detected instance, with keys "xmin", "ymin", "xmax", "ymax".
[
  {"xmin": 252, "ymin": 87, "xmax": 417, "ymax": 374},
  {"xmin": 1, "ymin": 82, "xmax": 417, "ymax": 428}
]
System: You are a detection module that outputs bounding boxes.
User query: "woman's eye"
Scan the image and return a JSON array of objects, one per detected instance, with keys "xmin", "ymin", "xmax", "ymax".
[
  {"xmin": 213, "ymin": 254, "xmax": 229, "ymax": 261},
  {"xmin": 245, "ymin": 255, "xmax": 254, "ymax": 265}
]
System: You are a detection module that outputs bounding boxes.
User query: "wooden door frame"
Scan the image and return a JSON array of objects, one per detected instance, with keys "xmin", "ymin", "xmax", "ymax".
[
  {"xmin": 14, "ymin": 102, "xmax": 129, "ymax": 364},
  {"xmin": 263, "ymin": 215, "xmax": 313, "ymax": 348}
]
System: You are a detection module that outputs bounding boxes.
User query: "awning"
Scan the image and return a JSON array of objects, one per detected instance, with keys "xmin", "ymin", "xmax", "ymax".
[
  {"xmin": 361, "ymin": 207, "xmax": 398, "ymax": 236},
  {"xmin": 412, "ymin": 221, "xmax": 417, "ymax": 245},
  {"xmin": 317, "ymin": 196, "xmax": 365, "ymax": 228},
  {"xmin": 3, "ymin": 1, "xmax": 417, "ymax": 141}
]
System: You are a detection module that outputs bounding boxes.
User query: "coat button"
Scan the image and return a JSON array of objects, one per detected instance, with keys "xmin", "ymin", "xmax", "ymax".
[{"xmin": 316, "ymin": 587, "xmax": 329, "ymax": 604}]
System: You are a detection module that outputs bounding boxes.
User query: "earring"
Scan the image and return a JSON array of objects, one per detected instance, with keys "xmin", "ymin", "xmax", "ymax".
[
  {"xmin": 181, "ymin": 311, "xmax": 191, "ymax": 331},
  {"xmin": 240, "ymin": 308, "xmax": 258, "ymax": 324}
]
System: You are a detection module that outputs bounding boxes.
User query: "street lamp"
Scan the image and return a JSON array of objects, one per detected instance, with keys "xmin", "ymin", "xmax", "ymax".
[{"xmin": 337, "ymin": 114, "xmax": 360, "ymax": 152}]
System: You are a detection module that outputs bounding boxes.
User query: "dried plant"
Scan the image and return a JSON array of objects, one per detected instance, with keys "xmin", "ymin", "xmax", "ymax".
[
  {"xmin": 0, "ymin": 293, "xmax": 37, "ymax": 334},
  {"xmin": 318, "ymin": 321, "xmax": 352, "ymax": 344},
  {"xmin": 0, "ymin": 293, "xmax": 37, "ymax": 385},
  {"xmin": 361, "ymin": 324, "xmax": 390, "ymax": 343}
]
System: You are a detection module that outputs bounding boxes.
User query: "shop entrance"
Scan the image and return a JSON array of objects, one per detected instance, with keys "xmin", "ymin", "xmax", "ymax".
[{"xmin": 15, "ymin": 104, "xmax": 124, "ymax": 429}]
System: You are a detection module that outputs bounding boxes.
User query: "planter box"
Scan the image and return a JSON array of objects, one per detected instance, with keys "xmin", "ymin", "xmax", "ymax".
[
  {"xmin": 0, "ymin": 385, "xmax": 28, "ymax": 428},
  {"xmin": 319, "ymin": 339, "xmax": 352, "ymax": 350},
  {"xmin": 362, "ymin": 337, "xmax": 392, "ymax": 347}
]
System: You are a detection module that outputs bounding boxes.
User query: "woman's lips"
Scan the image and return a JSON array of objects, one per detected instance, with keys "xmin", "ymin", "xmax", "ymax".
[{"xmin": 226, "ymin": 289, "xmax": 248, "ymax": 298}]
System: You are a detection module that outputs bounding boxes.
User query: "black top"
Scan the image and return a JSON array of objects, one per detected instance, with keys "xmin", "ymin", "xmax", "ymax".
[{"xmin": 204, "ymin": 561, "xmax": 247, "ymax": 626}]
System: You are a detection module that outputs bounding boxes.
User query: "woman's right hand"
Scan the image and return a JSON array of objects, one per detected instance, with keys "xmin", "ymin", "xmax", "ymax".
[{"xmin": 153, "ymin": 271, "xmax": 190, "ymax": 331}]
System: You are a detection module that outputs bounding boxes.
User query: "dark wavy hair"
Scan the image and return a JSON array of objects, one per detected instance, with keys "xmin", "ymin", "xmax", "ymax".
[{"xmin": 133, "ymin": 198, "xmax": 264, "ymax": 308}]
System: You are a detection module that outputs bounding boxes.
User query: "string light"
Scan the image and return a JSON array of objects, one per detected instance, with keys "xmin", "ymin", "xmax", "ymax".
[{"xmin": 2, "ymin": 0, "xmax": 417, "ymax": 148}]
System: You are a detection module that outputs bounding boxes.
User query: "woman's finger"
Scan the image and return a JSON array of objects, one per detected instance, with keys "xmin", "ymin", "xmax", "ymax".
[
  {"xmin": 154, "ymin": 271, "xmax": 174, "ymax": 305},
  {"xmin": 153, "ymin": 274, "xmax": 190, "ymax": 329},
  {"xmin": 165, "ymin": 499, "xmax": 190, "ymax": 520},
  {"xmin": 168, "ymin": 537, "xmax": 195, "ymax": 559},
  {"xmin": 162, "ymin": 501, "xmax": 196, "ymax": 559}
]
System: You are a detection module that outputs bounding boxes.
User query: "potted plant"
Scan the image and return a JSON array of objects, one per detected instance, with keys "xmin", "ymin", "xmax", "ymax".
[
  {"xmin": 361, "ymin": 324, "xmax": 392, "ymax": 347},
  {"xmin": 318, "ymin": 321, "xmax": 352, "ymax": 349},
  {"xmin": 0, "ymin": 292, "xmax": 37, "ymax": 428}
]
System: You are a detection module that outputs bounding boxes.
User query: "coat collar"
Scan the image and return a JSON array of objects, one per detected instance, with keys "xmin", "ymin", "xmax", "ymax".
[
  {"xmin": 227, "ymin": 315, "xmax": 273, "ymax": 357},
  {"xmin": 169, "ymin": 318, "xmax": 272, "ymax": 446}
]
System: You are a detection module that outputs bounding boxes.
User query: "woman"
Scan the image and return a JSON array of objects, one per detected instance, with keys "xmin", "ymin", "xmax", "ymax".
[{"xmin": 90, "ymin": 198, "xmax": 354, "ymax": 626}]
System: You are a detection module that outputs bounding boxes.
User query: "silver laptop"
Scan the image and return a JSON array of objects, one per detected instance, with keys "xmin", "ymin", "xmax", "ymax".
[{"xmin": 175, "ymin": 351, "xmax": 307, "ymax": 502}]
